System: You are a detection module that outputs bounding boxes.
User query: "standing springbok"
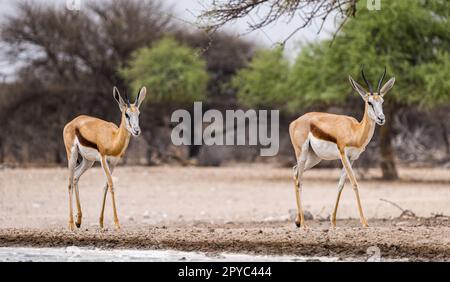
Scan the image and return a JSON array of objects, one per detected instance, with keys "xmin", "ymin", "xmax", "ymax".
[
  {"xmin": 63, "ymin": 86, "xmax": 146, "ymax": 230},
  {"xmin": 289, "ymin": 67, "xmax": 395, "ymax": 228}
]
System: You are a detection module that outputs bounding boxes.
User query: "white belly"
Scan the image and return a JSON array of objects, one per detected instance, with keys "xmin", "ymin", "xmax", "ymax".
[
  {"xmin": 75, "ymin": 139, "xmax": 121, "ymax": 165},
  {"xmin": 309, "ymin": 134, "xmax": 362, "ymax": 161},
  {"xmin": 76, "ymin": 139, "xmax": 101, "ymax": 162}
]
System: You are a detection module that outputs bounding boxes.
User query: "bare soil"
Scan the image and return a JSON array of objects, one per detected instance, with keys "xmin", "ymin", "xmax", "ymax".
[{"xmin": 0, "ymin": 165, "xmax": 449, "ymax": 261}]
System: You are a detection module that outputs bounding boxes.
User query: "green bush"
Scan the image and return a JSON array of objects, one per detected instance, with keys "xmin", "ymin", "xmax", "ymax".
[
  {"xmin": 120, "ymin": 37, "xmax": 208, "ymax": 105},
  {"xmin": 232, "ymin": 47, "xmax": 290, "ymax": 108}
]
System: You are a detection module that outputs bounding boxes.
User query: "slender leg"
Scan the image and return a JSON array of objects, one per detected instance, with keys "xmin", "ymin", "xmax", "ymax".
[
  {"xmin": 99, "ymin": 163, "xmax": 116, "ymax": 229},
  {"xmin": 99, "ymin": 184, "xmax": 108, "ymax": 229},
  {"xmin": 331, "ymin": 167, "xmax": 347, "ymax": 228},
  {"xmin": 67, "ymin": 147, "xmax": 78, "ymax": 231},
  {"xmin": 73, "ymin": 158, "xmax": 94, "ymax": 228},
  {"xmin": 293, "ymin": 141, "xmax": 309, "ymax": 228},
  {"xmin": 68, "ymin": 183, "xmax": 75, "ymax": 231},
  {"xmin": 339, "ymin": 150, "xmax": 368, "ymax": 227},
  {"xmin": 100, "ymin": 156, "xmax": 120, "ymax": 229}
]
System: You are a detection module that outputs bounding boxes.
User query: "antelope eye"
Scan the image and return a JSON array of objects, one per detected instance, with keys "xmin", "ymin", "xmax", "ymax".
[
  {"xmin": 368, "ymin": 101, "xmax": 373, "ymax": 106},
  {"xmin": 125, "ymin": 113, "xmax": 130, "ymax": 119}
]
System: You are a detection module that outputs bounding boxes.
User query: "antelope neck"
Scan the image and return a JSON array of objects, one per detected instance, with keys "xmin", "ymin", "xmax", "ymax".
[
  {"xmin": 355, "ymin": 103, "xmax": 376, "ymax": 148},
  {"xmin": 112, "ymin": 112, "xmax": 131, "ymax": 154}
]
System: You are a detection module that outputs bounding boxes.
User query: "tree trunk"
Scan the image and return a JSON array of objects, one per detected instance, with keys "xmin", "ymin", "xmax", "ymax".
[
  {"xmin": 439, "ymin": 120, "xmax": 449, "ymax": 157},
  {"xmin": 379, "ymin": 104, "xmax": 399, "ymax": 180}
]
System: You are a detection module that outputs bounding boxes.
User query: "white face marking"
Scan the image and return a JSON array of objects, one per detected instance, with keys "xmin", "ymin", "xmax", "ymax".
[
  {"xmin": 124, "ymin": 107, "xmax": 141, "ymax": 136},
  {"xmin": 367, "ymin": 95, "xmax": 385, "ymax": 125}
]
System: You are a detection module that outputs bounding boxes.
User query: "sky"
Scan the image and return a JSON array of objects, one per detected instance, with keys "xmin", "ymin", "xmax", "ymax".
[
  {"xmin": 164, "ymin": 1, "xmax": 336, "ymax": 48},
  {"xmin": 0, "ymin": 0, "xmax": 338, "ymax": 80}
]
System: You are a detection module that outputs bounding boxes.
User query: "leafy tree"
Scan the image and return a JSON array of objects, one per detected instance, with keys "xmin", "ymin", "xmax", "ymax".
[
  {"xmin": 177, "ymin": 31, "xmax": 254, "ymax": 104},
  {"xmin": 232, "ymin": 47, "xmax": 289, "ymax": 108},
  {"xmin": 1, "ymin": 0, "xmax": 171, "ymax": 93},
  {"xmin": 0, "ymin": 0, "xmax": 172, "ymax": 164},
  {"xmin": 287, "ymin": 41, "xmax": 349, "ymax": 111},
  {"xmin": 233, "ymin": 0, "xmax": 450, "ymax": 179},
  {"xmin": 289, "ymin": 0, "xmax": 450, "ymax": 179},
  {"xmin": 120, "ymin": 37, "xmax": 208, "ymax": 105}
]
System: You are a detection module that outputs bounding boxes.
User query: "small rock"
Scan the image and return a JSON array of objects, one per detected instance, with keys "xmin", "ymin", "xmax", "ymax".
[
  {"xmin": 205, "ymin": 252, "xmax": 225, "ymax": 259},
  {"xmin": 288, "ymin": 209, "xmax": 314, "ymax": 221},
  {"xmin": 304, "ymin": 211, "xmax": 314, "ymax": 220}
]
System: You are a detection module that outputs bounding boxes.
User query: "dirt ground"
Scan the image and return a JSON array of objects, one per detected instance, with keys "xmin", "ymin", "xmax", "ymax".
[{"xmin": 0, "ymin": 165, "xmax": 449, "ymax": 261}]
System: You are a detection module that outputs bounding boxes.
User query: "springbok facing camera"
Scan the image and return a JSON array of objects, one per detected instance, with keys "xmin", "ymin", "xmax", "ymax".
[
  {"xmin": 289, "ymin": 67, "xmax": 395, "ymax": 228},
  {"xmin": 63, "ymin": 87, "xmax": 146, "ymax": 230}
]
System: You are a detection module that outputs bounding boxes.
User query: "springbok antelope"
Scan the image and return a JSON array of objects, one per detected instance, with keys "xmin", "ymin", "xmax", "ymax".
[
  {"xmin": 63, "ymin": 86, "xmax": 146, "ymax": 230},
  {"xmin": 289, "ymin": 67, "xmax": 395, "ymax": 228}
]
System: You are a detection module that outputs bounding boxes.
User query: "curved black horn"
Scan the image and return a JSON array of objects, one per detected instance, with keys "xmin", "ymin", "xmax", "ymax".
[
  {"xmin": 377, "ymin": 66, "xmax": 387, "ymax": 94},
  {"xmin": 361, "ymin": 65, "xmax": 373, "ymax": 94},
  {"xmin": 124, "ymin": 92, "xmax": 131, "ymax": 107}
]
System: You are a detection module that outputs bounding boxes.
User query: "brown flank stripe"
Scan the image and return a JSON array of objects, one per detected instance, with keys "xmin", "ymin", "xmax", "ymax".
[
  {"xmin": 75, "ymin": 128, "xmax": 98, "ymax": 150},
  {"xmin": 310, "ymin": 123, "xmax": 337, "ymax": 143}
]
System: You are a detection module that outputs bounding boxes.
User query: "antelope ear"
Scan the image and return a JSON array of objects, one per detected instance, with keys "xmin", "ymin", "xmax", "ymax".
[
  {"xmin": 135, "ymin": 86, "xmax": 147, "ymax": 108},
  {"xmin": 380, "ymin": 77, "xmax": 395, "ymax": 96},
  {"xmin": 113, "ymin": 86, "xmax": 126, "ymax": 111},
  {"xmin": 349, "ymin": 75, "xmax": 368, "ymax": 99}
]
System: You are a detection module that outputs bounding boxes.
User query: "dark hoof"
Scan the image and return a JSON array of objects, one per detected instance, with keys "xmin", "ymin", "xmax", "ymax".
[
  {"xmin": 295, "ymin": 220, "xmax": 301, "ymax": 228},
  {"xmin": 75, "ymin": 222, "xmax": 81, "ymax": 228}
]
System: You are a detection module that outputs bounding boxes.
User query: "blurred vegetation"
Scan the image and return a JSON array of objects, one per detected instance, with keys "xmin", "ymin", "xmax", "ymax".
[
  {"xmin": 232, "ymin": 0, "xmax": 450, "ymax": 179},
  {"xmin": 120, "ymin": 37, "xmax": 208, "ymax": 105},
  {"xmin": 232, "ymin": 47, "xmax": 289, "ymax": 108},
  {"xmin": 291, "ymin": 0, "xmax": 449, "ymax": 108},
  {"xmin": 0, "ymin": 0, "xmax": 253, "ymax": 165},
  {"xmin": 0, "ymin": 0, "xmax": 449, "ymax": 175}
]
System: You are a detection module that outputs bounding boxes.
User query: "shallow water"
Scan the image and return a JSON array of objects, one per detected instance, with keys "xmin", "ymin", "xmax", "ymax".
[{"xmin": 0, "ymin": 247, "xmax": 340, "ymax": 262}]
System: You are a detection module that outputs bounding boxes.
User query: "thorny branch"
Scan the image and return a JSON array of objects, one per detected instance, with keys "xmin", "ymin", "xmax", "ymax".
[
  {"xmin": 380, "ymin": 198, "xmax": 450, "ymax": 220},
  {"xmin": 379, "ymin": 198, "xmax": 417, "ymax": 219},
  {"xmin": 200, "ymin": 0, "xmax": 359, "ymax": 47}
]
